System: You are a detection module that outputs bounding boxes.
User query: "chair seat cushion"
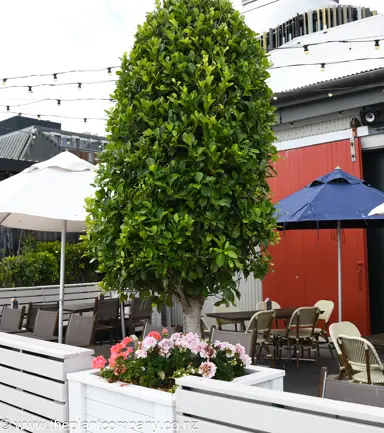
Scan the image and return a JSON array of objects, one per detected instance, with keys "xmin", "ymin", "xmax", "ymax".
[{"xmin": 353, "ymin": 369, "xmax": 384, "ymax": 384}]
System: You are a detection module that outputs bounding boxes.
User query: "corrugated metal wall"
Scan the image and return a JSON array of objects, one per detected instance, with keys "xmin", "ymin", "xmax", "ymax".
[{"xmin": 265, "ymin": 138, "xmax": 370, "ymax": 335}]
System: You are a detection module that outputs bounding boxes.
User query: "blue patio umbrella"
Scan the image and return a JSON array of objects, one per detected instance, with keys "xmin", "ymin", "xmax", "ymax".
[{"xmin": 276, "ymin": 167, "xmax": 384, "ymax": 321}]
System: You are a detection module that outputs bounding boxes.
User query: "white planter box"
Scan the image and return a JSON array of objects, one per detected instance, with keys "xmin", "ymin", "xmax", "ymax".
[{"xmin": 67, "ymin": 366, "xmax": 284, "ymax": 432}]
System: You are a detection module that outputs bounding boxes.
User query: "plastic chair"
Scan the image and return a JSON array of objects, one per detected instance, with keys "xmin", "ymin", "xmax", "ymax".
[
  {"xmin": 314, "ymin": 300, "xmax": 335, "ymax": 358},
  {"xmin": 0, "ymin": 306, "xmax": 26, "ymax": 332},
  {"xmin": 210, "ymin": 327, "xmax": 257, "ymax": 360},
  {"xmin": 329, "ymin": 321, "xmax": 361, "ymax": 379},
  {"xmin": 273, "ymin": 306, "xmax": 320, "ymax": 370},
  {"xmin": 65, "ymin": 313, "xmax": 98, "ymax": 347},
  {"xmin": 246, "ymin": 310, "xmax": 276, "ymax": 365},
  {"xmin": 338, "ymin": 335, "xmax": 384, "ymax": 385},
  {"xmin": 143, "ymin": 323, "xmax": 175, "ymax": 338}
]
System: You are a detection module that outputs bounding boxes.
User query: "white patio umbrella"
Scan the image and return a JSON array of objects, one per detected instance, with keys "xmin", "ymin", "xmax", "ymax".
[
  {"xmin": 0, "ymin": 152, "xmax": 96, "ymax": 343},
  {"xmin": 369, "ymin": 203, "xmax": 384, "ymax": 216}
]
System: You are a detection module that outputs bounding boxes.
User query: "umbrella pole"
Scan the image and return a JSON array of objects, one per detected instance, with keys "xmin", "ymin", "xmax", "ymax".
[
  {"xmin": 58, "ymin": 220, "xmax": 67, "ymax": 344},
  {"xmin": 337, "ymin": 221, "xmax": 342, "ymax": 322},
  {"xmin": 120, "ymin": 302, "xmax": 126, "ymax": 338}
]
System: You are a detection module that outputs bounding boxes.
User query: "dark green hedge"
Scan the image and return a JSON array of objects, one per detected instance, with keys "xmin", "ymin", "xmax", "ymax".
[{"xmin": 0, "ymin": 241, "xmax": 98, "ymax": 288}]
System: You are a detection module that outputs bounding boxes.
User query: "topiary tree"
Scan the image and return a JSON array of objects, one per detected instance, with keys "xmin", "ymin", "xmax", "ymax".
[{"xmin": 85, "ymin": 0, "xmax": 278, "ymax": 334}]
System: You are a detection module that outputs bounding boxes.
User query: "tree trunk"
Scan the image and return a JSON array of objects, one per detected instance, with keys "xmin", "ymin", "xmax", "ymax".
[{"xmin": 178, "ymin": 294, "xmax": 204, "ymax": 336}]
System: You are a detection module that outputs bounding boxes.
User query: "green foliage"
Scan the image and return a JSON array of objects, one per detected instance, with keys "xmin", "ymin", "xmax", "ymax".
[
  {"xmin": 0, "ymin": 241, "xmax": 98, "ymax": 288},
  {"xmin": 85, "ymin": 0, "xmax": 278, "ymax": 309},
  {"xmin": 0, "ymin": 252, "xmax": 59, "ymax": 287}
]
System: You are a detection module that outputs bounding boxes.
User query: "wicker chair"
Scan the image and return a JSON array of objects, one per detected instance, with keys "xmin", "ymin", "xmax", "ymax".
[
  {"xmin": 213, "ymin": 304, "xmax": 243, "ymax": 331},
  {"xmin": 210, "ymin": 327, "xmax": 257, "ymax": 360},
  {"xmin": 0, "ymin": 306, "xmax": 26, "ymax": 332},
  {"xmin": 338, "ymin": 335, "xmax": 384, "ymax": 385},
  {"xmin": 329, "ymin": 321, "xmax": 361, "ymax": 379},
  {"xmin": 246, "ymin": 310, "xmax": 276, "ymax": 366},
  {"xmin": 314, "ymin": 300, "xmax": 335, "ymax": 358},
  {"xmin": 272, "ymin": 306, "xmax": 320, "ymax": 370}
]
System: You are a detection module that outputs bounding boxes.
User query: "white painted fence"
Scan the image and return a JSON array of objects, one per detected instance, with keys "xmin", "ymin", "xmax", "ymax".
[
  {"xmin": 176, "ymin": 376, "xmax": 384, "ymax": 433},
  {"xmin": 0, "ymin": 332, "xmax": 93, "ymax": 432}
]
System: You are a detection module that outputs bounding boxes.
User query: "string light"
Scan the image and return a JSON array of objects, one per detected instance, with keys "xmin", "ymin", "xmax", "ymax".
[
  {"xmin": 28, "ymin": 86, "xmax": 33, "ymax": 93},
  {"xmin": 78, "ymin": 82, "xmax": 82, "ymax": 90},
  {"xmin": 375, "ymin": 40, "xmax": 380, "ymax": 50},
  {"xmin": 0, "ymin": 109, "xmax": 106, "ymax": 121},
  {"xmin": 6, "ymin": 106, "xmax": 9, "ymax": 111},
  {"xmin": 304, "ymin": 45, "xmax": 309, "ymax": 55},
  {"xmin": 37, "ymin": 114, "xmax": 41, "ymax": 120},
  {"xmin": 320, "ymin": 63, "xmax": 326, "ymax": 72},
  {"xmin": 328, "ymin": 92, "xmax": 333, "ymax": 97},
  {"xmin": 2, "ymin": 79, "xmax": 6, "ymax": 86},
  {"xmin": 84, "ymin": 118, "xmax": 87, "ymax": 123},
  {"xmin": 57, "ymin": 99, "xmax": 61, "ymax": 106},
  {"xmin": 53, "ymin": 73, "xmax": 58, "ymax": 81},
  {"xmin": 0, "ymin": 79, "xmax": 115, "ymax": 91},
  {"xmin": 107, "ymin": 67, "xmax": 112, "ymax": 76}
]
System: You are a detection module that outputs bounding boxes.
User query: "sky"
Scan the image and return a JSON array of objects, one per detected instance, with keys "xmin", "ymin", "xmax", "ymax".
[{"xmin": 0, "ymin": 0, "xmax": 382, "ymax": 136}]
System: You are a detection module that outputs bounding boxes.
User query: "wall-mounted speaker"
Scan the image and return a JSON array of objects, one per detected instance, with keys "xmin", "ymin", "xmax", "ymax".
[{"xmin": 360, "ymin": 107, "xmax": 384, "ymax": 127}]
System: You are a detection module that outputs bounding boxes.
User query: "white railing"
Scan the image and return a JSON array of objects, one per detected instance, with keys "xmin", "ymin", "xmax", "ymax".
[
  {"xmin": 0, "ymin": 332, "xmax": 93, "ymax": 432},
  {"xmin": 176, "ymin": 376, "xmax": 384, "ymax": 433}
]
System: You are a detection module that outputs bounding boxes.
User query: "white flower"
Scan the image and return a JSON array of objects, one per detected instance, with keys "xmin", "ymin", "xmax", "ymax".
[{"xmin": 198, "ymin": 361, "xmax": 217, "ymax": 379}]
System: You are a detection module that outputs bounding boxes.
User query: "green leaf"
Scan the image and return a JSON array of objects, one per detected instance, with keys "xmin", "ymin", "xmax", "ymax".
[
  {"xmin": 226, "ymin": 250, "xmax": 237, "ymax": 259},
  {"xmin": 151, "ymin": 226, "xmax": 158, "ymax": 235},
  {"xmin": 216, "ymin": 198, "xmax": 231, "ymax": 207},
  {"xmin": 195, "ymin": 172, "xmax": 203, "ymax": 182},
  {"xmin": 182, "ymin": 132, "xmax": 194, "ymax": 146},
  {"xmin": 216, "ymin": 253, "xmax": 225, "ymax": 267}
]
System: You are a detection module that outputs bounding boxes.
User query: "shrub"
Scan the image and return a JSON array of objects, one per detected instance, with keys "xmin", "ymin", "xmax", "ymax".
[
  {"xmin": 0, "ymin": 252, "xmax": 59, "ymax": 287},
  {"xmin": 92, "ymin": 330, "xmax": 251, "ymax": 392}
]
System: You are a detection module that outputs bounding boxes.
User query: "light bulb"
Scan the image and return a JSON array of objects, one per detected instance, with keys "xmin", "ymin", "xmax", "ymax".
[
  {"xmin": 78, "ymin": 83, "xmax": 82, "ymax": 90},
  {"xmin": 84, "ymin": 118, "xmax": 87, "ymax": 123},
  {"xmin": 53, "ymin": 73, "xmax": 58, "ymax": 81},
  {"xmin": 304, "ymin": 45, "xmax": 309, "ymax": 55},
  {"xmin": 28, "ymin": 86, "xmax": 33, "ymax": 93},
  {"xmin": 6, "ymin": 106, "xmax": 10, "ymax": 111},
  {"xmin": 273, "ymin": 95, "xmax": 278, "ymax": 101},
  {"xmin": 320, "ymin": 63, "xmax": 326, "ymax": 72},
  {"xmin": 57, "ymin": 99, "xmax": 61, "ymax": 106},
  {"xmin": 2, "ymin": 79, "xmax": 6, "ymax": 86},
  {"xmin": 328, "ymin": 93, "xmax": 333, "ymax": 98},
  {"xmin": 375, "ymin": 40, "xmax": 380, "ymax": 50},
  {"xmin": 107, "ymin": 67, "xmax": 112, "ymax": 76}
]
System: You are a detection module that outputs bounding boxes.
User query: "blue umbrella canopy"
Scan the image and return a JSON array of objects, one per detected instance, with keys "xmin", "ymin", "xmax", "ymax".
[{"xmin": 276, "ymin": 167, "xmax": 384, "ymax": 229}]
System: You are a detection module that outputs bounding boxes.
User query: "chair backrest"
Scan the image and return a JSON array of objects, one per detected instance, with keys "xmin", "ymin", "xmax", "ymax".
[
  {"xmin": 0, "ymin": 306, "xmax": 26, "ymax": 331},
  {"xmin": 256, "ymin": 300, "xmax": 281, "ymax": 310},
  {"xmin": 25, "ymin": 302, "xmax": 59, "ymax": 332},
  {"xmin": 246, "ymin": 310, "xmax": 276, "ymax": 335},
  {"xmin": 65, "ymin": 313, "xmax": 97, "ymax": 347},
  {"xmin": 213, "ymin": 304, "xmax": 239, "ymax": 326},
  {"xmin": 287, "ymin": 307, "xmax": 320, "ymax": 337},
  {"xmin": 338, "ymin": 335, "xmax": 383, "ymax": 374},
  {"xmin": 34, "ymin": 309, "xmax": 59, "ymax": 337},
  {"xmin": 130, "ymin": 298, "xmax": 152, "ymax": 321},
  {"xmin": 201, "ymin": 317, "xmax": 210, "ymax": 333},
  {"xmin": 209, "ymin": 328, "xmax": 256, "ymax": 358},
  {"xmin": 143, "ymin": 323, "xmax": 175, "ymax": 338},
  {"xmin": 95, "ymin": 297, "xmax": 119, "ymax": 322},
  {"xmin": 329, "ymin": 321, "xmax": 361, "ymax": 356},
  {"xmin": 315, "ymin": 300, "xmax": 334, "ymax": 323}
]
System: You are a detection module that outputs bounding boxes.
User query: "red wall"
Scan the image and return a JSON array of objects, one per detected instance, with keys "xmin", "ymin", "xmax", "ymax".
[{"xmin": 265, "ymin": 139, "xmax": 370, "ymax": 334}]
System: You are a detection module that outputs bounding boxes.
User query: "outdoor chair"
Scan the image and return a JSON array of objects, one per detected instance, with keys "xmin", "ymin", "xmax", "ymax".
[
  {"xmin": 329, "ymin": 321, "xmax": 361, "ymax": 379},
  {"xmin": 143, "ymin": 323, "xmax": 175, "ymax": 338},
  {"xmin": 314, "ymin": 300, "xmax": 335, "ymax": 358},
  {"xmin": 213, "ymin": 304, "xmax": 243, "ymax": 331},
  {"xmin": 256, "ymin": 300, "xmax": 281, "ymax": 328},
  {"xmin": 65, "ymin": 313, "xmax": 98, "ymax": 347},
  {"xmin": 25, "ymin": 301, "xmax": 59, "ymax": 332},
  {"xmin": 0, "ymin": 306, "xmax": 26, "ymax": 332},
  {"xmin": 125, "ymin": 298, "xmax": 152, "ymax": 336},
  {"xmin": 94, "ymin": 297, "xmax": 119, "ymax": 343},
  {"xmin": 210, "ymin": 327, "xmax": 257, "ymax": 361},
  {"xmin": 338, "ymin": 335, "xmax": 384, "ymax": 385},
  {"xmin": 201, "ymin": 317, "xmax": 211, "ymax": 339},
  {"xmin": 272, "ymin": 306, "xmax": 320, "ymax": 370},
  {"xmin": 14, "ymin": 309, "xmax": 59, "ymax": 341},
  {"xmin": 246, "ymin": 310, "xmax": 276, "ymax": 366}
]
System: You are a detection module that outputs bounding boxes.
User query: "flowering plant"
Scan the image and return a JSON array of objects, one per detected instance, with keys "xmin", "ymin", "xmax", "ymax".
[{"xmin": 92, "ymin": 330, "xmax": 251, "ymax": 392}]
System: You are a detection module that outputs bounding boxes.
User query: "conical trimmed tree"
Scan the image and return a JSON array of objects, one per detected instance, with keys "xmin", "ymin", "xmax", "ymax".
[{"xmin": 85, "ymin": 0, "xmax": 278, "ymax": 334}]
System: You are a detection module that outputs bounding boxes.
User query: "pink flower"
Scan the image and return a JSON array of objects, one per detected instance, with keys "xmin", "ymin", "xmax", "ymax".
[
  {"xmin": 241, "ymin": 354, "xmax": 252, "ymax": 366},
  {"xmin": 199, "ymin": 361, "xmax": 217, "ymax": 379},
  {"xmin": 110, "ymin": 343, "xmax": 123, "ymax": 355},
  {"xmin": 148, "ymin": 331, "xmax": 162, "ymax": 341},
  {"xmin": 92, "ymin": 355, "xmax": 106, "ymax": 369},
  {"xmin": 135, "ymin": 348, "xmax": 148, "ymax": 359},
  {"xmin": 121, "ymin": 337, "xmax": 133, "ymax": 347},
  {"xmin": 162, "ymin": 328, "xmax": 169, "ymax": 336}
]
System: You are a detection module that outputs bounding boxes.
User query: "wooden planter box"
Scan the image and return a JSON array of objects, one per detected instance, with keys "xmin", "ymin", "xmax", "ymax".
[{"xmin": 67, "ymin": 365, "xmax": 284, "ymax": 431}]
